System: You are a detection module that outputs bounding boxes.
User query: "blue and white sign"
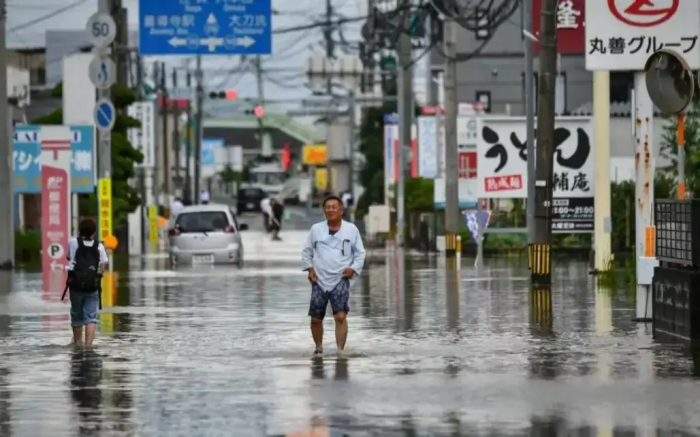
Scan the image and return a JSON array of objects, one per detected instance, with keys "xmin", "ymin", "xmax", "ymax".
[
  {"xmin": 94, "ymin": 98, "xmax": 115, "ymax": 131},
  {"xmin": 138, "ymin": 0, "xmax": 272, "ymax": 55},
  {"xmin": 88, "ymin": 56, "xmax": 116, "ymax": 89},
  {"xmin": 202, "ymin": 138, "xmax": 223, "ymax": 166},
  {"xmin": 13, "ymin": 125, "xmax": 96, "ymax": 194}
]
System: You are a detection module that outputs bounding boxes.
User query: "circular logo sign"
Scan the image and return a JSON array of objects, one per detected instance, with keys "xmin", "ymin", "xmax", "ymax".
[
  {"xmin": 608, "ymin": 0, "xmax": 678, "ymax": 27},
  {"xmin": 48, "ymin": 243, "xmax": 64, "ymax": 260}
]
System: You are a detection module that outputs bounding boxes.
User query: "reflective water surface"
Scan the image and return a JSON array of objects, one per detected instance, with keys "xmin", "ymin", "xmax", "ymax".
[{"xmin": 1, "ymin": 231, "xmax": 700, "ymax": 436}]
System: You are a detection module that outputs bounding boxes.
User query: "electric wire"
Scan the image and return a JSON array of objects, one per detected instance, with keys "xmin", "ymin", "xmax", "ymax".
[{"xmin": 8, "ymin": 0, "xmax": 90, "ymax": 33}]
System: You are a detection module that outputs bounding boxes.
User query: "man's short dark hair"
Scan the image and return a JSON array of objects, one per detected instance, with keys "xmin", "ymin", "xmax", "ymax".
[
  {"xmin": 323, "ymin": 195, "xmax": 343, "ymax": 207},
  {"xmin": 78, "ymin": 218, "xmax": 97, "ymax": 238}
]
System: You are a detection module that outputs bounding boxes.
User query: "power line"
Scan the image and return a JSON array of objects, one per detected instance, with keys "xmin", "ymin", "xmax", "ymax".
[{"xmin": 8, "ymin": 0, "xmax": 90, "ymax": 33}]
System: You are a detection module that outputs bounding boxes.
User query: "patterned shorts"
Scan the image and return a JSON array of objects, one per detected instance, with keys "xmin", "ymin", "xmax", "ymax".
[{"xmin": 308, "ymin": 279, "xmax": 350, "ymax": 320}]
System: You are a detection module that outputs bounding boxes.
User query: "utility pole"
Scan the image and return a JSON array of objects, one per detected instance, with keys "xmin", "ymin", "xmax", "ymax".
[
  {"xmin": 324, "ymin": 0, "xmax": 334, "ymax": 94},
  {"xmin": 254, "ymin": 56, "xmax": 268, "ymax": 157},
  {"xmin": 194, "ymin": 55, "xmax": 204, "ymax": 202},
  {"xmin": 185, "ymin": 71, "xmax": 192, "ymax": 202},
  {"xmin": 530, "ymin": 0, "xmax": 557, "ymax": 286},
  {"xmin": 136, "ymin": 54, "xmax": 147, "ymax": 252},
  {"xmin": 172, "ymin": 68, "xmax": 181, "ymax": 196},
  {"xmin": 443, "ymin": 17, "xmax": 459, "ymax": 257},
  {"xmin": 523, "ymin": 0, "xmax": 536, "ymax": 243},
  {"xmin": 160, "ymin": 62, "xmax": 170, "ymax": 208},
  {"xmin": 0, "ymin": 0, "xmax": 12, "ymax": 269},
  {"xmin": 395, "ymin": 0, "xmax": 413, "ymax": 247},
  {"xmin": 151, "ymin": 63, "xmax": 160, "ymax": 209}
]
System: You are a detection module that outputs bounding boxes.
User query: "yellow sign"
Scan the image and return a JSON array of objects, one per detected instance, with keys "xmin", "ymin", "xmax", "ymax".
[
  {"xmin": 302, "ymin": 144, "xmax": 327, "ymax": 165},
  {"xmin": 98, "ymin": 178, "xmax": 112, "ymax": 242},
  {"xmin": 315, "ymin": 168, "xmax": 337, "ymax": 191},
  {"xmin": 316, "ymin": 168, "xmax": 328, "ymax": 190},
  {"xmin": 100, "ymin": 272, "xmax": 117, "ymax": 333},
  {"xmin": 148, "ymin": 205, "xmax": 159, "ymax": 245}
]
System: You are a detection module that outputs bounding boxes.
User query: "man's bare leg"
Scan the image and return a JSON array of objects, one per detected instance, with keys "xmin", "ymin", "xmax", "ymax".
[
  {"xmin": 84, "ymin": 323, "xmax": 97, "ymax": 347},
  {"xmin": 72, "ymin": 326, "xmax": 84, "ymax": 347},
  {"xmin": 311, "ymin": 318, "xmax": 324, "ymax": 352},
  {"xmin": 333, "ymin": 312, "xmax": 348, "ymax": 353}
]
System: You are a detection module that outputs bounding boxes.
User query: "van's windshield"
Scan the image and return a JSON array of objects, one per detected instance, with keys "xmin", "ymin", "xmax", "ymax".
[{"xmin": 175, "ymin": 211, "xmax": 230, "ymax": 233}]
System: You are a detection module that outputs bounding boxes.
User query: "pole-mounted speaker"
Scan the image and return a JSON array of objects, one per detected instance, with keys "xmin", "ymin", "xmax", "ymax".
[{"xmin": 644, "ymin": 49, "xmax": 695, "ymax": 115}]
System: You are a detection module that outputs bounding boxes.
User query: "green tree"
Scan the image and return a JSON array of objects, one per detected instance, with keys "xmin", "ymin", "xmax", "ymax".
[
  {"xmin": 659, "ymin": 104, "xmax": 700, "ymax": 196},
  {"xmin": 33, "ymin": 83, "xmax": 144, "ymax": 224}
]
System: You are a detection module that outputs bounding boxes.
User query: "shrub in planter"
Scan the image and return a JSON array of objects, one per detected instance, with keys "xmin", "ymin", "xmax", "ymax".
[{"xmin": 15, "ymin": 228, "xmax": 41, "ymax": 264}]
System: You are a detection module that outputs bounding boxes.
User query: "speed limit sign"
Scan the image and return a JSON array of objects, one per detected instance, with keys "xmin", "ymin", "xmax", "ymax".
[{"xmin": 85, "ymin": 12, "xmax": 116, "ymax": 48}]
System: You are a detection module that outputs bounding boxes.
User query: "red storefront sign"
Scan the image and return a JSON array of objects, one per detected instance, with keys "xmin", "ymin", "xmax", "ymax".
[
  {"xmin": 458, "ymin": 151, "xmax": 476, "ymax": 179},
  {"xmin": 533, "ymin": 0, "xmax": 585, "ymax": 54}
]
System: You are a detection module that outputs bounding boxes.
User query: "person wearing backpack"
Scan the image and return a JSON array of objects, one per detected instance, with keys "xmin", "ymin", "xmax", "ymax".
[{"xmin": 64, "ymin": 219, "xmax": 108, "ymax": 347}]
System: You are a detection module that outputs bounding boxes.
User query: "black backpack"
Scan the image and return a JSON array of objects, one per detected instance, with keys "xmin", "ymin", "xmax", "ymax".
[{"xmin": 69, "ymin": 239, "xmax": 101, "ymax": 293}]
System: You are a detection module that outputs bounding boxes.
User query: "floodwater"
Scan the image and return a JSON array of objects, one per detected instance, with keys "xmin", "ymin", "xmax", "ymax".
[{"xmin": 1, "ymin": 231, "xmax": 700, "ymax": 436}]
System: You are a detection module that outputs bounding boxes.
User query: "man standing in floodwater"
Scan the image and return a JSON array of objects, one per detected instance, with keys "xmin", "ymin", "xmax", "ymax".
[{"xmin": 302, "ymin": 196, "xmax": 366, "ymax": 356}]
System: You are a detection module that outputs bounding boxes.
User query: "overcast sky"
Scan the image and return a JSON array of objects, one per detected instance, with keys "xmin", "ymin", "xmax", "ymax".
[{"xmin": 7, "ymin": 0, "xmax": 366, "ymax": 117}]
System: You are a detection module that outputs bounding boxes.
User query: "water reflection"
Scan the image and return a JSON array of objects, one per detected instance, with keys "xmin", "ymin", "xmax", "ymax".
[{"xmin": 69, "ymin": 350, "xmax": 103, "ymax": 434}]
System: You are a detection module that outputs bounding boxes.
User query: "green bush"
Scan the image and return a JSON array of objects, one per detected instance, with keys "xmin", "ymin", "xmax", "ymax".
[{"xmin": 15, "ymin": 228, "xmax": 41, "ymax": 264}]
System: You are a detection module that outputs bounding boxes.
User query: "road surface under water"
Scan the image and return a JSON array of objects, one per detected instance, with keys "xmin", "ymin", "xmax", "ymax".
[{"xmin": 1, "ymin": 230, "xmax": 699, "ymax": 436}]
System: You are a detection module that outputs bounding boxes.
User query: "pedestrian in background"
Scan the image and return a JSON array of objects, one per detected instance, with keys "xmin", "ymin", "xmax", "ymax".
[
  {"xmin": 261, "ymin": 195, "xmax": 272, "ymax": 232},
  {"xmin": 302, "ymin": 195, "xmax": 366, "ymax": 356},
  {"xmin": 200, "ymin": 189, "xmax": 210, "ymax": 204}
]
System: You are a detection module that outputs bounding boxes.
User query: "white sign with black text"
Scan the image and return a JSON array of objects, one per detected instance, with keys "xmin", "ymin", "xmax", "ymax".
[
  {"xmin": 127, "ymin": 101, "xmax": 156, "ymax": 168},
  {"xmin": 476, "ymin": 116, "xmax": 594, "ymax": 199},
  {"xmin": 585, "ymin": 0, "xmax": 700, "ymax": 70}
]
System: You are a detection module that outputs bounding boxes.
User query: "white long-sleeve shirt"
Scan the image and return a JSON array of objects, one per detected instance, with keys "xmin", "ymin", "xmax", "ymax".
[
  {"xmin": 260, "ymin": 198, "xmax": 272, "ymax": 216},
  {"xmin": 301, "ymin": 220, "xmax": 366, "ymax": 292}
]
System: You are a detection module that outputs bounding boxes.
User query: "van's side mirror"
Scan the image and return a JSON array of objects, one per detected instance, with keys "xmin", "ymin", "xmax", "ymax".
[{"xmin": 239, "ymin": 223, "xmax": 248, "ymax": 231}]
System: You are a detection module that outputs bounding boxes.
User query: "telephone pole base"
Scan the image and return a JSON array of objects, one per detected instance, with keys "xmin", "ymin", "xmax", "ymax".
[
  {"xmin": 529, "ymin": 243, "xmax": 552, "ymax": 286},
  {"xmin": 445, "ymin": 233, "xmax": 457, "ymax": 258}
]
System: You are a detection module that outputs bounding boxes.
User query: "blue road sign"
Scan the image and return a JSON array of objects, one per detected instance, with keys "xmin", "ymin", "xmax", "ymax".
[
  {"xmin": 94, "ymin": 99, "xmax": 115, "ymax": 131},
  {"xmin": 138, "ymin": 0, "xmax": 272, "ymax": 56},
  {"xmin": 201, "ymin": 138, "xmax": 223, "ymax": 166}
]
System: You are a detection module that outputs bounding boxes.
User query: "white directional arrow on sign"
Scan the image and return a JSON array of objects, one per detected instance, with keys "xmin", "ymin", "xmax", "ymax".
[
  {"xmin": 236, "ymin": 36, "xmax": 255, "ymax": 47},
  {"xmin": 201, "ymin": 37, "xmax": 224, "ymax": 51},
  {"xmin": 167, "ymin": 35, "xmax": 255, "ymax": 50}
]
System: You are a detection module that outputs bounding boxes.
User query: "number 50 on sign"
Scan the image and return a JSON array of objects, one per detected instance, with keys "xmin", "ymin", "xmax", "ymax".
[{"xmin": 98, "ymin": 178, "xmax": 112, "ymax": 241}]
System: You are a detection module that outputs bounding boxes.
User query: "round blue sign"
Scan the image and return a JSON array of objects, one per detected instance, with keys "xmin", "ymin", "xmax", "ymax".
[{"xmin": 94, "ymin": 98, "xmax": 115, "ymax": 131}]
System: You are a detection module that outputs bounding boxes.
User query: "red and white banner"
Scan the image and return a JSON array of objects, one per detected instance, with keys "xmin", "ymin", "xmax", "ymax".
[
  {"xmin": 383, "ymin": 122, "xmax": 417, "ymax": 201},
  {"xmin": 40, "ymin": 126, "xmax": 72, "ymax": 299}
]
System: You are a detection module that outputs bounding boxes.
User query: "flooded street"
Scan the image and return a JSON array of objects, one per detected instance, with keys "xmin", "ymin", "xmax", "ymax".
[{"xmin": 1, "ymin": 230, "xmax": 700, "ymax": 436}]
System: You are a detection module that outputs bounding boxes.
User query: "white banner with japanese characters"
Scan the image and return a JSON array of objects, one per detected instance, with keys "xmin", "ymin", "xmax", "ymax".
[
  {"xmin": 127, "ymin": 101, "xmax": 156, "ymax": 168},
  {"xmin": 585, "ymin": 0, "xmax": 700, "ymax": 70},
  {"xmin": 476, "ymin": 117, "xmax": 594, "ymax": 199}
]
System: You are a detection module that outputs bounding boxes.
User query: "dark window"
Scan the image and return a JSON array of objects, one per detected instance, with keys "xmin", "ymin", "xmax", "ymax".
[
  {"xmin": 610, "ymin": 72, "xmax": 633, "ymax": 103},
  {"xmin": 240, "ymin": 188, "xmax": 263, "ymax": 198},
  {"xmin": 175, "ymin": 211, "xmax": 230, "ymax": 232}
]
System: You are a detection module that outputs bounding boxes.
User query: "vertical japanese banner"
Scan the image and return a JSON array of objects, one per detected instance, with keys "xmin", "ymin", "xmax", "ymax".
[
  {"xmin": 40, "ymin": 125, "xmax": 72, "ymax": 298},
  {"xmin": 148, "ymin": 204, "xmax": 158, "ymax": 246},
  {"xmin": 98, "ymin": 178, "xmax": 112, "ymax": 242},
  {"xmin": 383, "ymin": 120, "xmax": 418, "ymax": 203},
  {"xmin": 99, "ymin": 272, "xmax": 117, "ymax": 333}
]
